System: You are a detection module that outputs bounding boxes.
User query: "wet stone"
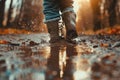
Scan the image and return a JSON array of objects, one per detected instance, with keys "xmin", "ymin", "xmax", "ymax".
[{"xmin": 93, "ymin": 45, "xmax": 98, "ymax": 48}]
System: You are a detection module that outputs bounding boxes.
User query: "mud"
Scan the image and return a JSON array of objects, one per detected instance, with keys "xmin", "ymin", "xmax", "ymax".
[{"xmin": 0, "ymin": 33, "xmax": 120, "ymax": 80}]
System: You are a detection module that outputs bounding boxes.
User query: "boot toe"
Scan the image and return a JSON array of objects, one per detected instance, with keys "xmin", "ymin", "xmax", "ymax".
[
  {"xmin": 66, "ymin": 30, "xmax": 78, "ymax": 39},
  {"xmin": 50, "ymin": 36, "xmax": 63, "ymax": 43},
  {"xmin": 66, "ymin": 37, "xmax": 79, "ymax": 44}
]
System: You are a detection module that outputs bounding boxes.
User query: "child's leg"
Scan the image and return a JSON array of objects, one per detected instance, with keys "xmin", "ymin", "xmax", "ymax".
[
  {"xmin": 59, "ymin": 0, "xmax": 78, "ymax": 43},
  {"xmin": 43, "ymin": 0, "xmax": 61, "ymax": 43}
]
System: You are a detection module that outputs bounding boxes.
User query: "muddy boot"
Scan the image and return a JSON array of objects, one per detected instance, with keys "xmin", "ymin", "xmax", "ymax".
[
  {"xmin": 46, "ymin": 20, "xmax": 61, "ymax": 43},
  {"xmin": 62, "ymin": 11, "xmax": 78, "ymax": 43}
]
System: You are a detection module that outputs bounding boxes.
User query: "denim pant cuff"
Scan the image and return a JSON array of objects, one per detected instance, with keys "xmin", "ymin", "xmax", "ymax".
[
  {"xmin": 62, "ymin": 7, "xmax": 74, "ymax": 14},
  {"xmin": 44, "ymin": 17, "xmax": 61, "ymax": 23}
]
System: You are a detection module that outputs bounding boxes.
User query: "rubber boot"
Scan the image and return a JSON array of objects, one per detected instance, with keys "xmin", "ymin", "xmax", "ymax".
[
  {"xmin": 46, "ymin": 20, "xmax": 61, "ymax": 43},
  {"xmin": 62, "ymin": 11, "xmax": 78, "ymax": 43}
]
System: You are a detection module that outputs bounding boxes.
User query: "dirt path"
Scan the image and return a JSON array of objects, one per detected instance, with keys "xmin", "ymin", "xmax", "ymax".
[{"xmin": 0, "ymin": 33, "xmax": 120, "ymax": 80}]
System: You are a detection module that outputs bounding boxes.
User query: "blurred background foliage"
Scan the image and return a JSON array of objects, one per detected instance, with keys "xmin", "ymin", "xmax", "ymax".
[{"xmin": 0, "ymin": 0, "xmax": 120, "ymax": 34}]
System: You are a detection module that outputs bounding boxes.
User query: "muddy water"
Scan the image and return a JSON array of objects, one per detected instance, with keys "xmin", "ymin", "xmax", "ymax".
[
  {"xmin": 0, "ymin": 33, "xmax": 120, "ymax": 80},
  {"xmin": 0, "ymin": 44, "xmax": 91, "ymax": 80}
]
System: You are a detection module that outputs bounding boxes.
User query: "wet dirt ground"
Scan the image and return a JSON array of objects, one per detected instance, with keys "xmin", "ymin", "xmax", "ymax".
[{"xmin": 0, "ymin": 33, "xmax": 120, "ymax": 80}]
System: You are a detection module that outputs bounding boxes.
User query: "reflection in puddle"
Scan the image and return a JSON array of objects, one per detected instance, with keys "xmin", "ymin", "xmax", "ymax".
[
  {"xmin": 59, "ymin": 46, "xmax": 67, "ymax": 78},
  {"xmin": 73, "ymin": 58, "xmax": 91, "ymax": 80},
  {"xmin": 0, "ymin": 45, "xmax": 50, "ymax": 80},
  {"xmin": 0, "ymin": 44, "xmax": 92, "ymax": 80},
  {"xmin": 46, "ymin": 44, "xmax": 92, "ymax": 80}
]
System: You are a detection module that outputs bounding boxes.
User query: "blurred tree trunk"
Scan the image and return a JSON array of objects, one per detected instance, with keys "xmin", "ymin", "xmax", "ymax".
[
  {"xmin": 76, "ymin": 0, "xmax": 94, "ymax": 34},
  {"xmin": 77, "ymin": 0, "xmax": 93, "ymax": 33},
  {"xmin": 13, "ymin": 0, "xmax": 24, "ymax": 28},
  {"xmin": 7, "ymin": 0, "xmax": 13, "ymax": 26},
  {"xmin": 116, "ymin": 0, "xmax": 120, "ymax": 25},
  {"xmin": 90, "ymin": 0, "xmax": 102, "ymax": 31},
  {"xmin": 108, "ymin": 0, "xmax": 118, "ymax": 27},
  {"xmin": 18, "ymin": 0, "xmax": 44, "ymax": 32},
  {"xmin": 100, "ymin": 0, "xmax": 109, "ymax": 28},
  {"xmin": 0, "ymin": 0, "xmax": 6, "ymax": 27}
]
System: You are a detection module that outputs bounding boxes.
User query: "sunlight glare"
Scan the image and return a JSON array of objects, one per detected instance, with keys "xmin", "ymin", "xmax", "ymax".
[
  {"xmin": 73, "ymin": 0, "xmax": 90, "ymax": 13},
  {"xmin": 73, "ymin": 0, "xmax": 81, "ymax": 13}
]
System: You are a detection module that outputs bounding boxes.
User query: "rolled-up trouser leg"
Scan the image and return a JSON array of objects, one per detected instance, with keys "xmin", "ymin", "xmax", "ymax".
[
  {"xmin": 58, "ymin": 0, "xmax": 74, "ymax": 12},
  {"xmin": 43, "ymin": 0, "xmax": 60, "ymax": 22}
]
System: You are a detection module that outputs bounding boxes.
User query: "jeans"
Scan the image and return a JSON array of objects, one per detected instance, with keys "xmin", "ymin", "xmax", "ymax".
[{"xmin": 43, "ymin": 0, "xmax": 74, "ymax": 22}]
